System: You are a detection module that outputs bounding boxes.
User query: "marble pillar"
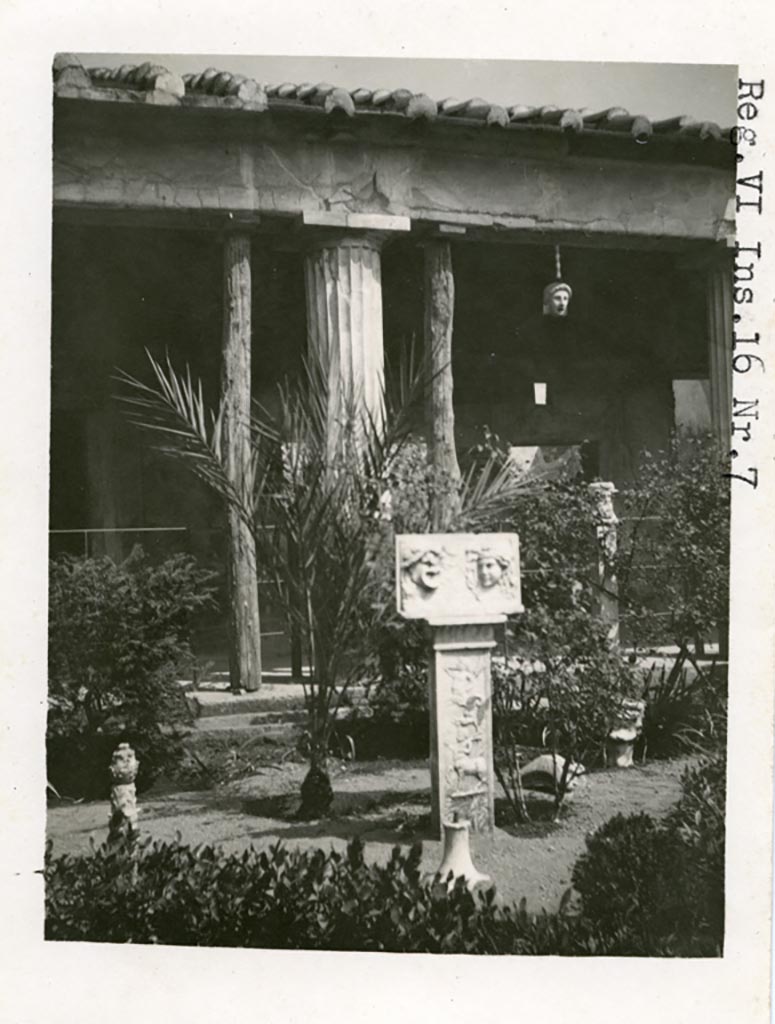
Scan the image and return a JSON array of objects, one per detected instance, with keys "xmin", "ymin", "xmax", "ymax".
[
  {"xmin": 428, "ymin": 620, "xmax": 500, "ymax": 834},
  {"xmin": 396, "ymin": 532, "xmax": 523, "ymax": 836},
  {"xmin": 304, "ymin": 234, "xmax": 385, "ymax": 448}
]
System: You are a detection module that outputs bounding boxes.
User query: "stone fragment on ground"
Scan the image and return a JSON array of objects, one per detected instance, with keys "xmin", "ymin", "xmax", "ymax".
[{"xmin": 520, "ymin": 753, "xmax": 585, "ymax": 792}]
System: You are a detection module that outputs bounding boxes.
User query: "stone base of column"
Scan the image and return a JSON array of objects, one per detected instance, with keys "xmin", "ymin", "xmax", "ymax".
[{"xmin": 428, "ymin": 619, "xmax": 500, "ymax": 836}]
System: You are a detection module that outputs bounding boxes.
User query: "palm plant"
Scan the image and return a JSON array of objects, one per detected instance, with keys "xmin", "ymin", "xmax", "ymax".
[{"xmin": 117, "ymin": 346, "xmax": 534, "ymax": 817}]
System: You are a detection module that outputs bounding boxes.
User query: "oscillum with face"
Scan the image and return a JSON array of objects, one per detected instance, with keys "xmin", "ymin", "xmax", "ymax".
[{"xmin": 542, "ymin": 281, "xmax": 573, "ymax": 318}]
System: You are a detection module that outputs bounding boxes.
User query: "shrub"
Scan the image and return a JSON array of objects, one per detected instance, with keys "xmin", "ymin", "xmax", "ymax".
[
  {"xmin": 663, "ymin": 754, "xmax": 726, "ymax": 950},
  {"xmin": 48, "ymin": 547, "xmax": 216, "ymax": 797},
  {"xmin": 337, "ymin": 710, "xmax": 429, "ymax": 762},
  {"xmin": 616, "ymin": 435, "xmax": 730, "ymax": 653},
  {"xmin": 639, "ymin": 652, "xmax": 728, "ymax": 759},
  {"xmin": 493, "ymin": 615, "xmax": 639, "ymax": 820},
  {"xmin": 45, "ymin": 834, "xmax": 606, "ymax": 953},
  {"xmin": 572, "ymin": 751, "xmax": 726, "ymax": 956},
  {"xmin": 571, "ymin": 813, "xmax": 669, "ymax": 936}
]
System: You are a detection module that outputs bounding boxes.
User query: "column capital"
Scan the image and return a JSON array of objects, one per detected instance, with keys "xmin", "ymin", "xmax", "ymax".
[
  {"xmin": 303, "ymin": 229, "xmax": 387, "ymax": 255},
  {"xmin": 301, "ymin": 210, "xmax": 410, "ymax": 255},
  {"xmin": 302, "ymin": 210, "xmax": 410, "ymax": 233}
]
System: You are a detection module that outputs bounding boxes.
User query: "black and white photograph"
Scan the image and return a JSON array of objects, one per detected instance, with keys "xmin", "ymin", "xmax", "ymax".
[{"xmin": 2, "ymin": 6, "xmax": 774, "ymax": 1023}]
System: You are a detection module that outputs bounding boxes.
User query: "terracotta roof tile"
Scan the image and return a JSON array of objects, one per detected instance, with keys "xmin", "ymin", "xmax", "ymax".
[{"xmin": 53, "ymin": 55, "xmax": 732, "ymax": 146}]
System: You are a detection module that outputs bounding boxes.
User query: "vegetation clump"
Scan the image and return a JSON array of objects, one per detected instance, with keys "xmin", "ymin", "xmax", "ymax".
[
  {"xmin": 45, "ymin": 751, "xmax": 725, "ymax": 956},
  {"xmin": 48, "ymin": 547, "xmax": 215, "ymax": 798}
]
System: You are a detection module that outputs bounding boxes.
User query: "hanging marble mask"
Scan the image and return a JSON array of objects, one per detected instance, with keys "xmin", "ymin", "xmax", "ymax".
[{"xmin": 543, "ymin": 245, "xmax": 573, "ymax": 318}]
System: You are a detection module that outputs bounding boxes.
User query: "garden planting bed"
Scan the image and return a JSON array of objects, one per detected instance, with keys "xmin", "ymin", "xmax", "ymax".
[{"xmin": 47, "ymin": 753, "xmax": 692, "ymax": 911}]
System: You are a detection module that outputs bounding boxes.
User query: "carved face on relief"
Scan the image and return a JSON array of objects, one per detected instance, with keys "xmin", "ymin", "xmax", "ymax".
[
  {"xmin": 404, "ymin": 548, "xmax": 443, "ymax": 592},
  {"xmin": 477, "ymin": 551, "xmax": 509, "ymax": 589},
  {"xmin": 543, "ymin": 282, "xmax": 572, "ymax": 318}
]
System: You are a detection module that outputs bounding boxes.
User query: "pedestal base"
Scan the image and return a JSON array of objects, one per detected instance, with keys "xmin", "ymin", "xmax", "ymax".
[{"xmin": 429, "ymin": 620, "xmax": 499, "ymax": 836}]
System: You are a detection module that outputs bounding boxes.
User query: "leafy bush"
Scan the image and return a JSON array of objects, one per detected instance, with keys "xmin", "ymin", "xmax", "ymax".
[
  {"xmin": 638, "ymin": 652, "xmax": 728, "ymax": 759},
  {"xmin": 616, "ymin": 436, "xmax": 730, "ymax": 652},
  {"xmin": 571, "ymin": 813, "xmax": 670, "ymax": 938},
  {"xmin": 46, "ymin": 761, "xmax": 724, "ymax": 957},
  {"xmin": 663, "ymin": 755, "xmax": 726, "ymax": 948},
  {"xmin": 45, "ymin": 833, "xmax": 608, "ymax": 953},
  {"xmin": 572, "ymin": 752, "xmax": 726, "ymax": 955},
  {"xmin": 48, "ymin": 547, "xmax": 216, "ymax": 797},
  {"xmin": 493, "ymin": 621, "xmax": 639, "ymax": 820},
  {"xmin": 336, "ymin": 710, "xmax": 429, "ymax": 762}
]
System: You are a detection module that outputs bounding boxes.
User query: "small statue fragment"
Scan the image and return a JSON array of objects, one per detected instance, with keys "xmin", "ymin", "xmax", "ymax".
[
  {"xmin": 108, "ymin": 742, "xmax": 139, "ymax": 843},
  {"xmin": 606, "ymin": 699, "xmax": 646, "ymax": 768}
]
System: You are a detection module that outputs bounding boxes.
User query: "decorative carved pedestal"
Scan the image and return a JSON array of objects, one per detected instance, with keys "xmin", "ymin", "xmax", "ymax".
[
  {"xmin": 428, "ymin": 618, "xmax": 501, "ymax": 834},
  {"xmin": 396, "ymin": 533, "xmax": 522, "ymax": 837}
]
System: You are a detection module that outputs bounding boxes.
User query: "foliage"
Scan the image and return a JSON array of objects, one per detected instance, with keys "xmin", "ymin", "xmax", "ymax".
[
  {"xmin": 491, "ymin": 657, "xmax": 547, "ymax": 822},
  {"xmin": 48, "ymin": 548, "xmax": 216, "ymax": 797},
  {"xmin": 572, "ymin": 751, "xmax": 726, "ymax": 955},
  {"xmin": 616, "ymin": 435, "xmax": 731, "ymax": 652},
  {"xmin": 45, "ymin": 833, "xmax": 607, "ymax": 953},
  {"xmin": 337, "ymin": 709, "xmax": 430, "ymax": 761},
  {"xmin": 493, "ymin": 614, "xmax": 639, "ymax": 820},
  {"xmin": 46, "ymin": 753, "xmax": 725, "ymax": 957},
  {"xmin": 662, "ymin": 754, "xmax": 726, "ymax": 947},
  {"xmin": 570, "ymin": 812, "xmax": 671, "ymax": 941},
  {"xmin": 118, "ymin": 349, "xmax": 528, "ymax": 816},
  {"xmin": 638, "ymin": 650, "xmax": 728, "ymax": 759}
]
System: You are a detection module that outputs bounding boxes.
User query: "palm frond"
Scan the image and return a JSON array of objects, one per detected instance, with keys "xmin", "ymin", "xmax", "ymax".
[{"xmin": 115, "ymin": 353, "xmax": 242, "ymax": 516}]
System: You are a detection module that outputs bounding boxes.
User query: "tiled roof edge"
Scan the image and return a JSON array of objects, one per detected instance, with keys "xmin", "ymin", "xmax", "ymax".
[{"xmin": 52, "ymin": 55, "xmax": 732, "ymax": 145}]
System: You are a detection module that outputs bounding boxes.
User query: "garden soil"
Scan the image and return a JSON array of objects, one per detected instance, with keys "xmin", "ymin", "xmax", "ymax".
[{"xmin": 47, "ymin": 756, "xmax": 691, "ymax": 912}]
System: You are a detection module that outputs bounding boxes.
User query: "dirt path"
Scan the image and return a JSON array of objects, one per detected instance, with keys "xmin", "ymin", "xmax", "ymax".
[{"xmin": 47, "ymin": 756, "xmax": 691, "ymax": 912}]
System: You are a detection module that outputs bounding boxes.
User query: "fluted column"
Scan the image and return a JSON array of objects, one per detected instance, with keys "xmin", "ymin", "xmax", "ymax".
[
  {"xmin": 707, "ymin": 259, "xmax": 733, "ymax": 448},
  {"xmin": 221, "ymin": 232, "xmax": 261, "ymax": 693},
  {"xmin": 304, "ymin": 235, "xmax": 385, "ymax": 449}
]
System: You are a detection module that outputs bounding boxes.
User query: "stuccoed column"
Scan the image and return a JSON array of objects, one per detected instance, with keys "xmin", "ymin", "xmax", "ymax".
[
  {"xmin": 396, "ymin": 533, "xmax": 523, "ymax": 836},
  {"xmin": 706, "ymin": 256, "xmax": 733, "ymax": 450},
  {"xmin": 304, "ymin": 234, "xmax": 386, "ymax": 448},
  {"xmin": 423, "ymin": 239, "xmax": 461, "ymax": 529},
  {"xmin": 221, "ymin": 232, "xmax": 261, "ymax": 693}
]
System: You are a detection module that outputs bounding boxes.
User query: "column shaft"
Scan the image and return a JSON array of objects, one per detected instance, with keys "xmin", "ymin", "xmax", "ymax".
[
  {"xmin": 221, "ymin": 233, "xmax": 261, "ymax": 692},
  {"xmin": 424, "ymin": 240, "xmax": 461, "ymax": 529},
  {"xmin": 304, "ymin": 236, "xmax": 385, "ymax": 448},
  {"xmin": 707, "ymin": 260, "xmax": 733, "ymax": 449}
]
